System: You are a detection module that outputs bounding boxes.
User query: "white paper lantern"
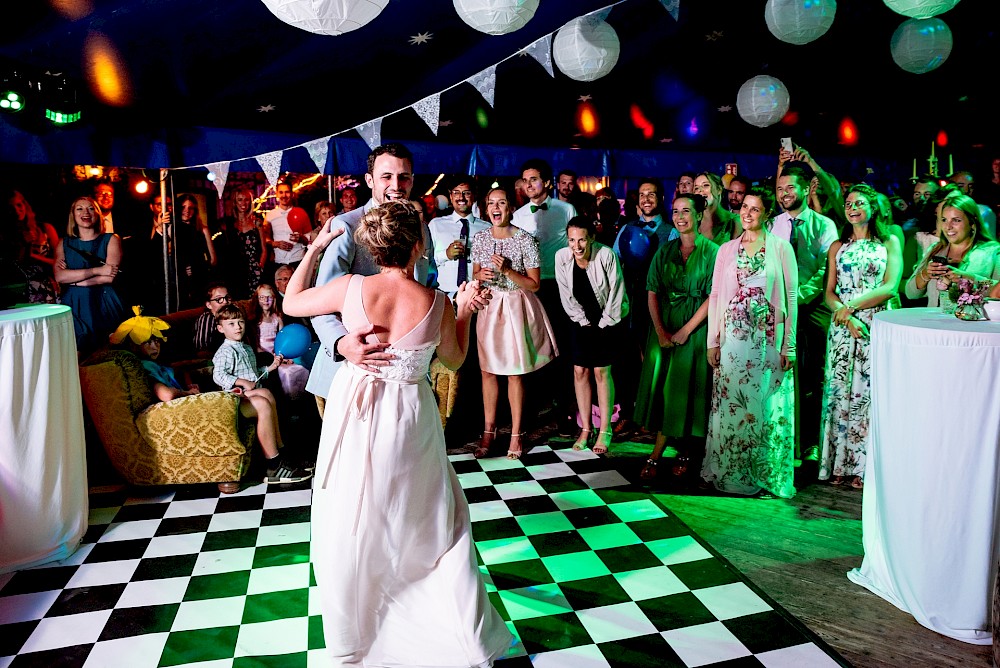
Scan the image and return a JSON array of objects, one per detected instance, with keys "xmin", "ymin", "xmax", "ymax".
[
  {"xmin": 883, "ymin": 0, "xmax": 960, "ymax": 19},
  {"xmin": 553, "ymin": 17, "xmax": 621, "ymax": 83},
  {"xmin": 764, "ymin": 0, "xmax": 837, "ymax": 45},
  {"xmin": 736, "ymin": 75, "xmax": 790, "ymax": 128},
  {"xmin": 454, "ymin": 0, "xmax": 539, "ymax": 35},
  {"xmin": 258, "ymin": 0, "xmax": 389, "ymax": 36},
  {"xmin": 890, "ymin": 18, "xmax": 953, "ymax": 74}
]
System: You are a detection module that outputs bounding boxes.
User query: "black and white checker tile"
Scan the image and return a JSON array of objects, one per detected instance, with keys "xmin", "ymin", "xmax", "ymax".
[{"xmin": 0, "ymin": 442, "xmax": 848, "ymax": 667}]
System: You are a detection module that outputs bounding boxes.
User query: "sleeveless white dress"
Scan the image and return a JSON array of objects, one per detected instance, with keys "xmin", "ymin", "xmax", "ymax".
[{"xmin": 311, "ymin": 275, "xmax": 513, "ymax": 667}]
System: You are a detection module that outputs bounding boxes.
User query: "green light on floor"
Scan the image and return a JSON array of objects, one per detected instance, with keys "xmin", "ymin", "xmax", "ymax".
[{"xmin": 45, "ymin": 108, "xmax": 81, "ymax": 124}]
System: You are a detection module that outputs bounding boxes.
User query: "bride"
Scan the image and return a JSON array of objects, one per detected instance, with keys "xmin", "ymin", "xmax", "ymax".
[{"xmin": 283, "ymin": 201, "xmax": 512, "ymax": 666}]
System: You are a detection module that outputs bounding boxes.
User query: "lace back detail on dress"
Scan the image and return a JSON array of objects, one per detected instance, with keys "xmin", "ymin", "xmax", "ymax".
[{"xmin": 342, "ymin": 275, "xmax": 445, "ymax": 382}]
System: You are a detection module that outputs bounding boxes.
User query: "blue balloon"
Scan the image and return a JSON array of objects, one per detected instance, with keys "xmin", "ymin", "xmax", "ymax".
[
  {"xmin": 619, "ymin": 224, "xmax": 654, "ymax": 268},
  {"xmin": 273, "ymin": 323, "xmax": 311, "ymax": 359}
]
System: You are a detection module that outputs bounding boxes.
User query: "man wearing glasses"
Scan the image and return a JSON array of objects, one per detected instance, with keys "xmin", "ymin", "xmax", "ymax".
[
  {"xmin": 430, "ymin": 177, "xmax": 490, "ymax": 297},
  {"xmin": 193, "ymin": 282, "xmax": 233, "ymax": 354}
]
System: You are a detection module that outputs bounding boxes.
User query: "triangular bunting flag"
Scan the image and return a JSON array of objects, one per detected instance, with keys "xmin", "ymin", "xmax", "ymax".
[
  {"xmin": 205, "ymin": 161, "xmax": 230, "ymax": 200},
  {"xmin": 467, "ymin": 65, "xmax": 497, "ymax": 108},
  {"xmin": 355, "ymin": 119, "xmax": 383, "ymax": 151},
  {"xmin": 413, "ymin": 93, "xmax": 441, "ymax": 136},
  {"xmin": 256, "ymin": 150, "xmax": 284, "ymax": 187},
  {"xmin": 589, "ymin": 8, "xmax": 612, "ymax": 20},
  {"xmin": 521, "ymin": 34, "xmax": 554, "ymax": 77},
  {"xmin": 303, "ymin": 137, "xmax": 331, "ymax": 174},
  {"xmin": 658, "ymin": 0, "xmax": 680, "ymax": 20}
]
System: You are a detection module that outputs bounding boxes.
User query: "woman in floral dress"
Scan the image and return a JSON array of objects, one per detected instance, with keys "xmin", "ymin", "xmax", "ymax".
[
  {"xmin": 819, "ymin": 184, "xmax": 902, "ymax": 490},
  {"xmin": 703, "ymin": 190, "xmax": 798, "ymax": 498}
]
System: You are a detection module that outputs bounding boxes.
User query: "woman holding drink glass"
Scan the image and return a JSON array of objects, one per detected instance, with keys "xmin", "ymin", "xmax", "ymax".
[{"xmin": 470, "ymin": 186, "xmax": 558, "ymax": 460}]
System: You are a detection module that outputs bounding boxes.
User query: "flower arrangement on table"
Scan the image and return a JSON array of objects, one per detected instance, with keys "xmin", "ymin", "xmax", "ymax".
[{"xmin": 948, "ymin": 278, "xmax": 991, "ymax": 320}]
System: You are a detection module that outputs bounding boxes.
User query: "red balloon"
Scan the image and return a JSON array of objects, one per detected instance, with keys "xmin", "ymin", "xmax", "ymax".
[{"xmin": 286, "ymin": 206, "xmax": 312, "ymax": 235}]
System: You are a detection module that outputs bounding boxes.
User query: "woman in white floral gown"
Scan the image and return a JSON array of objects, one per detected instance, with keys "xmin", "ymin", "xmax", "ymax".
[
  {"xmin": 819, "ymin": 184, "xmax": 902, "ymax": 490},
  {"xmin": 703, "ymin": 190, "xmax": 798, "ymax": 498}
]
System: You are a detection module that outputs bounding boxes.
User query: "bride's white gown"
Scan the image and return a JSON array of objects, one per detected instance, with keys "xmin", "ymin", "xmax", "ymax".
[{"xmin": 311, "ymin": 275, "xmax": 513, "ymax": 667}]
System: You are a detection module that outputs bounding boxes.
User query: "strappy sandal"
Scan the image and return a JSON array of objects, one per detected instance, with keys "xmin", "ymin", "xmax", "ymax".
[
  {"xmin": 850, "ymin": 476, "xmax": 864, "ymax": 490},
  {"xmin": 572, "ymin": 427, "xmax": 592, "ymax": 451},
  {"xmin": 830, "ymin": 475, "xmax": 845, "ymax": 486},
  {"xmin": 507, "ymin": 432, "xmax": 525, "ymax": 460},
  {"xmin": 640, "ymin": 458, "xmax": 659, "ymax": 480},
  {"xmin": 474, "ymin": 429, "xmax": 496, "ymax": 459},
  {"xmin": 671, "ymin": 455, "xmax": 690, "ymax": 477},
  {"xmin": 593, "ymin": 431, "xmax": 612, "ymax": 455}
]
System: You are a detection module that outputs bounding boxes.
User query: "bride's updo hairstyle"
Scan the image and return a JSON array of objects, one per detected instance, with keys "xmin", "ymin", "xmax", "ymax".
[{"xmin": 355, "ymin": 200, "xmax": 423, "ymax": 268}]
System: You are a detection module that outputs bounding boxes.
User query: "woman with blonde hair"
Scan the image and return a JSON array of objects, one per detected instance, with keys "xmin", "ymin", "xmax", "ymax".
[
  {"xmin": 283, "ymin": 200, "xmax": 511, "ymax": 666},
  {"xmin": 54, "ymin": 196, "xmax": 124, "ymax": 354}
]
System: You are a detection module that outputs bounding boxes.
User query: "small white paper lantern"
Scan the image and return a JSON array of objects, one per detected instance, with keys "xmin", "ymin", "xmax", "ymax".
[
  {"xmin": 890, "ymin": 18, "xmax": 953, "ymax": 74},
  {"xmin": 553, "ymin": 17, "xmax": 621, "ymax": 83},
  {"xmin": 883, "ymin": 0, "xmax": 960, "ymax": 19},
  {"xmin": 764, "ymin": 0, "xmax": 837, "ymax": 45},
  {"xmin": 454, "ymin": 0, "xmax": 539, "ymax": 35},
  {"xmin": 258, "ymin": 0, "xmax": 389, "ymax": 36},
  {"xmin": 736, "ymin": 75, "xmax": 790, "ymax": 128}
]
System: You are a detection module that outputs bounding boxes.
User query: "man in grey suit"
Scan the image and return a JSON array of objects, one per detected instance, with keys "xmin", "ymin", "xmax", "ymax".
[{"xmin": 306, "ymin": 143, "xmax": 416, "ymax": 416}]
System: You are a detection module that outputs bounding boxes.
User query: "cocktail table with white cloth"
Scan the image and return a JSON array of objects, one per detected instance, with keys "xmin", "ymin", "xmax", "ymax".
[
  {"xmin": 849, "ymin": 306, "xmax": 1000, "ymax": 644},
  {"xmin": 0, "ymin": 304, "xmax": 88, "ymax": 573}
]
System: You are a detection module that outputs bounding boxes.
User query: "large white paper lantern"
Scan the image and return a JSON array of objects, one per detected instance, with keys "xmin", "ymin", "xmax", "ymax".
[
  {"xmin": 736, "ymin": 75, "xmax": 790, "ymax": 128},
  {"xmin": 764, "ymin": 0, "xmax": 837, "ymax": 45},
  {"xmin": 258, "ymin": 0, "xmax": 389, "ymax": 36},
  {"xmin": 883, "ymin": 0, "xmax": 960, "ymax": 19},
  {"xmin": 890, "ymin": 18, "xmax": 953, "ymax": 73},
  {"xmin": 454, "ymin": 0, "xmax": 538, "ymax": 35},
  {"xmin": 553, "ymin": 17, "xmax": 620, "ymax": 82}
]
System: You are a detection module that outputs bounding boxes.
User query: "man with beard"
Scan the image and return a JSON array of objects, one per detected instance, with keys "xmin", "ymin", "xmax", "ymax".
[
  {"xmin": 772, "ymin": 162, "xmax": 838, "ymax": 470},
  {"xmin": 725, "ymin": 175, "xmax": 751, "ymax": 212}
]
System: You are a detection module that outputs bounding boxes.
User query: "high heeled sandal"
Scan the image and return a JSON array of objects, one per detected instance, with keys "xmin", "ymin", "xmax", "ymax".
[
  {"xmin": 593, "ymin": 431, "xmax": 612, "ymax": 455},
  {"xmin": 572, "ymin": 427, "xmax": 592, "ymax": 451},
  {"xmin": 671, "ymin": 455, "xmax": 690, "ymax": 477},
  {"xmin": 640, "ymin": 457, "xmax": 659, "ymax": 480},
  {"xmin": 474, "ymin": 429, "xmax": 496, "ymax": 459},
  {"xmin": 507, "ymin": 432, "xmax": 525, "ymax": 460}
]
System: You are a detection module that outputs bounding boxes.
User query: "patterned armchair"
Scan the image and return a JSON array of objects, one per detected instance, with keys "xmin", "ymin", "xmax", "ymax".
[{"xmin": 79, "ymin": 349, "xmax": 255, "ymax": 493}]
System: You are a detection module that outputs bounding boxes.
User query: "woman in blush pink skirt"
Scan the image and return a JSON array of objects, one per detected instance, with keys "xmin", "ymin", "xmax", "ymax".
[{"xmin": 470, "ymin": 186, "xmax": 558, "ymax": 460}]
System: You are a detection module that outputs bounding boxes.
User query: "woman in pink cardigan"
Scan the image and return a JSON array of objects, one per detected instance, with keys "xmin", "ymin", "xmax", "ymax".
[{"xmin": 702, "ymin": 189, "xmax": 798, "ymax": 498}]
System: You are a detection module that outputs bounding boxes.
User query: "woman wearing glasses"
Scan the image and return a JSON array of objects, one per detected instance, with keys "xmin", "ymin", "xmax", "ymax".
[{"xmin": 818, "ymin": 184, "xmax": 902, "ymax": 490}]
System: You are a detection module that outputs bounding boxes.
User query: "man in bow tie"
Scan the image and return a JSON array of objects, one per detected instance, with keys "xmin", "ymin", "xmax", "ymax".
[{"xmin": 513, "ymin": 159, "xmax": 577, "ymax": 434}]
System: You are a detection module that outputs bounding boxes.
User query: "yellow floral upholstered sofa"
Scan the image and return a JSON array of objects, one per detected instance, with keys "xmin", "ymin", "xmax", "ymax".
[{"xmin": 79, "ymin": 349, "xmax": 255, "ymax": 493}]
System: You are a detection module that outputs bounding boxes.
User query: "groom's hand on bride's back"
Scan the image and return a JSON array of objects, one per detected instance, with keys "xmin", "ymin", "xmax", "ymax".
[{"xmin": 337, "ymin": 324, "xmax": 393, "ymax": 372}]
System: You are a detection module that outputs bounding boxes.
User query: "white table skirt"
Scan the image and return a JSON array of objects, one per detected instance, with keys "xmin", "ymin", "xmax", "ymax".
[
  {"xmin": 0, "ymin": 305, "xmax": 88, "ymax": 573},
  {"xmin": 848, "ymin": 307, "xmax": 1000, "ymax": 644}
]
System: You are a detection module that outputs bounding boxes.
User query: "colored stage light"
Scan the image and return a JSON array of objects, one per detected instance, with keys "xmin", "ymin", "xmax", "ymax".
[
  {"xmin": 936, "ymin": 130, "xmax": 948, "ymax": 147},
  {"xmin": 0, "ymin": 91, "xmax": 24, "ymax": 112},
  {"xmin": 838, "ymin": 117, "xmax": 859, "ymax": 146},
  {"xmin": 577, "ymin": 101, "xmax": 599, "ymax": 137},
  {"xmin": 629, "ymin": 104, "xmax": 654, "ymax": 140}
]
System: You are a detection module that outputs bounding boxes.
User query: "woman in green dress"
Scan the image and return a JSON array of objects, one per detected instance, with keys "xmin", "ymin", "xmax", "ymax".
[{"xmin": 636, "ymin": 194, "xmax": 718, "ymax": 480}]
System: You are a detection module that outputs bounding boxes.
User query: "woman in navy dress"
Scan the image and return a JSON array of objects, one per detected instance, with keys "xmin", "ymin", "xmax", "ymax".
[{"xmin": 54, "ymin": 196, "xmax": 124, "ymax": 355}]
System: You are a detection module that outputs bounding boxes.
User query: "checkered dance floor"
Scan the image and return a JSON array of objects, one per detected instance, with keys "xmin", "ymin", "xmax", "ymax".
[{"xmin": 0, "ymin": 441, "xmax": 847, "ymax": 667}]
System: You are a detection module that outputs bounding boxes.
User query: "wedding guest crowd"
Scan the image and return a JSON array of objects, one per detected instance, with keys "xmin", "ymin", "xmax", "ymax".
[{"xmin": 9, "ymin": 139, "xmax": 1000, "ymax": 504}]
